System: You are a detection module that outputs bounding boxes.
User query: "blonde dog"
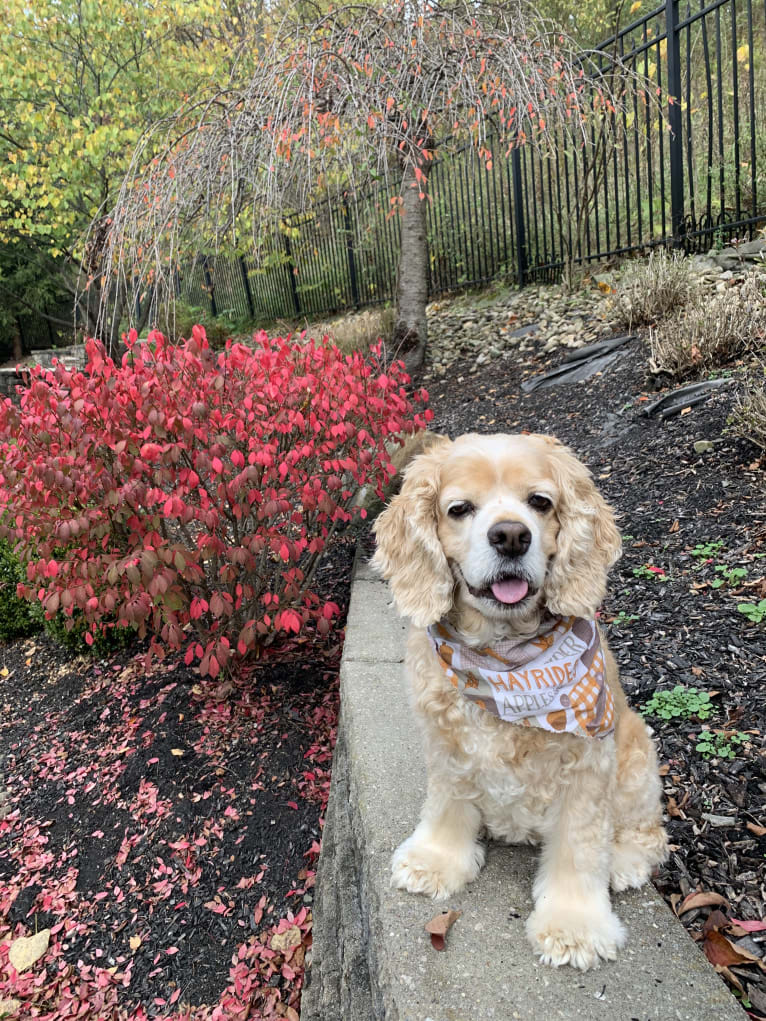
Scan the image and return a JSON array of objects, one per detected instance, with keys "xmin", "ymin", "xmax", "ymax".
[{"xmin": 372, "ymin": 432, "xmax": 667, "ymax": 970}]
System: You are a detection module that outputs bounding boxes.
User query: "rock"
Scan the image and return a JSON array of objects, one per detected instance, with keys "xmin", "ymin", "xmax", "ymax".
[
  {"xmin": 9, "ymin": 929, "xmax": 50, "ymax": 974},
  {"xmin": 694, "ymin": 440, "xmax": 714, "ymax": 454},
  {"xmin": 508, "ymin": 323, "xmax": 539, "ymax": 339},
  {"xmin": 719, "ymin": 270, "xmax": 734, "ymax": 280},
  {"xmin": 690, "ymin": 255, "xmax": 720, "ymax": 273},
  {"xmin": 734, "ymin": 238, "xmax": 766, "ymax": 258}
]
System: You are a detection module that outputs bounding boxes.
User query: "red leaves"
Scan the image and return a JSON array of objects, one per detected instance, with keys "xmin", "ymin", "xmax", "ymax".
[{"xmin": 0, "ymin": 330, "xmax": 429, "ymax": 677}]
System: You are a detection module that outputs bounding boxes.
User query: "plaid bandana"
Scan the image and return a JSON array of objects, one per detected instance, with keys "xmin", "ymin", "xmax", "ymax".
[{"xmin": 426, "ymin": 615, "xmax": 614, "ymax": 739}]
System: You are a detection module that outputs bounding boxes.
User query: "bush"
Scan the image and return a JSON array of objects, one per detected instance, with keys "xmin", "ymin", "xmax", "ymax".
[
  {"xmin": 306, "ymin": 307, "xmax": 395, "ymax": 355},
  {"xmin": 0, "ymin": 328, "xmax": 431, "ymax": 676},
  {"xmin": 27, "ymin": 599, "xmax": 138, "ymax": 655},
  {"xmin": 613, "ymin": 250, "xmax": 698, "ymax": 330},
  {"xmin": 731, "ymin": 364, "xmax": 766, "ymax": 449},
  {"xmin": 0, "ymin": 538, "xmax": 39, "ymax": 643},
  {"xmin": 154, "ymin": 300, "xmax": 242, "ymax": 348},
  {"xmin": 649, "ymin": 274, "xmax": 766, "ymax": 379}
]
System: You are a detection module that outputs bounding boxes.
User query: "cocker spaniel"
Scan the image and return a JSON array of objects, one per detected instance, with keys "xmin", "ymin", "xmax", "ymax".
[{"xmin": 372, "ymin": 432, "xmax": 667, "ymax": 971}]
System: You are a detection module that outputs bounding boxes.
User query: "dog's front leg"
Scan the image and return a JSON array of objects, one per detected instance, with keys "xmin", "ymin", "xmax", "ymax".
[
  {"xmin": 391, "ymin": 779, "xmax": 485, "ymax": 899},
  {"xmin": 526, "ymin": 741, "xmax": 625, "ymax": 970}
]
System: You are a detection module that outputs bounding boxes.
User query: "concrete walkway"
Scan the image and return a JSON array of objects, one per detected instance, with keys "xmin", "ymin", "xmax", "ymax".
[{"xmin": 301, "ymin": 556, "xmax": 744, "ymax": 1021}]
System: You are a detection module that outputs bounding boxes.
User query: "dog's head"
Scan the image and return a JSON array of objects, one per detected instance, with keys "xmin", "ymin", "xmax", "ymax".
[{"xmin": 372, "ymin": 433, "xmax": 621, "ymax": 630}]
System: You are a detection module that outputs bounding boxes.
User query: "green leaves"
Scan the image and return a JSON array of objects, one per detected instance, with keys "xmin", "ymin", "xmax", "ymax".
[
  {"xmin": 710, "ymin": 565, "xmax": 747, "ymax": 589},
  {"xmin": 737, "ymin": 599, "xmax": 766, "ymax": 624},
  {"xmin": 695, "ymin": 730, "xmax": 749, "ymax": 760},
  {"xmin": 0, "ymin": 0, "xmax": 240, "ymax": 256},
  {"xmin": 642, "ymin": 685, "xmax": 715, "ymax": 721}
]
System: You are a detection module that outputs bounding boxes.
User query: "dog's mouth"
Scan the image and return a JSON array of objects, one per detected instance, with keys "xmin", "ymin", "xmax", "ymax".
[{"xmin": 466, "ymin": 573, "xmax": 534, "ymax": 607}]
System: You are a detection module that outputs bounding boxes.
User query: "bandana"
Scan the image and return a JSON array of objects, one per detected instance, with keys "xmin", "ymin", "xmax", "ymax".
[{"xmin": 426, "ymin": 615, "xmax": 614, "ymax": 739}]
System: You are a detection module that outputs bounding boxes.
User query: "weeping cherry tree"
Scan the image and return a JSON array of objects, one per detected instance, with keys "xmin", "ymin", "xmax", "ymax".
[{"xmin": 96, "ymin": 0, "xmax": 655, "ymax": 367}]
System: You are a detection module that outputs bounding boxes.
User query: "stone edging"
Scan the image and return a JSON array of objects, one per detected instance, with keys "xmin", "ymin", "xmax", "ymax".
[{"xmin": 301, "ymin": 554, "xmax": 745, "ymax": 1021}]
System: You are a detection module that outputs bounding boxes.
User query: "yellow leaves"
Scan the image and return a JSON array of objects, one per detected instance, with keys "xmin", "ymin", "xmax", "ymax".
[
  {"xmin": 737, "ymin": 44, "xmax": 749, "ymax": 63},
  {"xmin": 629, "ymin": 0, "xmax": 642, "ymax": 12}
]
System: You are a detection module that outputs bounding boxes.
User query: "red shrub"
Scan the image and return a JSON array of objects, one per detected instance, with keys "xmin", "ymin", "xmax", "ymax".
[{"xmin": 0, "ymin": 327, "xmax": 431, "ymax": 674}]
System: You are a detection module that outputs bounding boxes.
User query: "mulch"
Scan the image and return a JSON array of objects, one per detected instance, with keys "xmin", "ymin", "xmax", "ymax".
[
  {"xmin": 417, "ymin": 328, "xmax": 766, "ymax": 1016},
  {"xmin": 0, "ymin": 539, "xmax": 357, "ymax": 1019},
  {"xmin": 1, "ymin": 321, "xmax": 765, "ymax": 1018}
]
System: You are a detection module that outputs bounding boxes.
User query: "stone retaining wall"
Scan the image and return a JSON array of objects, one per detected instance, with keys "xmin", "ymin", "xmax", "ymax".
[{"xmin": 0, "ymin": 346, "xmax": 86, "ymax": 404}]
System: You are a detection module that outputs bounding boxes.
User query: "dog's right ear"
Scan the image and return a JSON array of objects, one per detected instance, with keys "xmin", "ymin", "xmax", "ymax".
[{"xmin": 371, "ymin": 435, "xmax": 454, "ymax": 627}]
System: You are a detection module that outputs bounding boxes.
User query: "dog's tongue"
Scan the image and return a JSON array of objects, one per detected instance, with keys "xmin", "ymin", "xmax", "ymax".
[{"xmin": 491, "ymin": 578, "xmax": 529, "ymax": 604}]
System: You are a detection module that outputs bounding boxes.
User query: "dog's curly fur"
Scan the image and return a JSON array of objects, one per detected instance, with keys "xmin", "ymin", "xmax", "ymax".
[{"xmin": 372, "ymin": 432, "xmax": 667, "ymax": 970}]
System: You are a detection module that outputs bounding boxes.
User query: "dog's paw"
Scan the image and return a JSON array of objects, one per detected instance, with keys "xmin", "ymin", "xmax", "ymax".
[
  {"xmin": 610, "ymin": 827, "xmax": 668, "ymax": 892},
  {"xmin": 391, "ymin": 834, "xmax": 485, "ymax": 899},
  {"xmin": 526, "ymin": 903, "xmax": 626, "ymax": 970}
]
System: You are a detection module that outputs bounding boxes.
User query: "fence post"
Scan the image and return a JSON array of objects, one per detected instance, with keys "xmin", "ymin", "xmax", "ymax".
[
  {"xmin": 665, "ymin": 0, "xmax": 685, "ymax": 246},
  {"xmin": 343, "ymin": 203, "xmax": 360, "ymax": 308},
  {"xmin": 202, "ymin": 257, "xmax": 218, "ymax": 318},
  {"xmin": 282, "ymin": 231, "xmax": 302, "ymax": 317},
  {"xmin": 511, "ymin": 145, "xmax": 527, "ymax": 286},
  {"xmin": 239, "ymin": 256, "xmax": 255, "ymax": 317}
]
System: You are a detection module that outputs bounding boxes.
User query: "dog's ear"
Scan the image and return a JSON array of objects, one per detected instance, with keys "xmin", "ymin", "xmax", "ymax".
[
  {"xmin": 371, "ymin": 435, "xmax": 454, "ymax": 627},
  {"xmin": 542, "ymin": 438, "xmax": 622, "ymax": 619}
]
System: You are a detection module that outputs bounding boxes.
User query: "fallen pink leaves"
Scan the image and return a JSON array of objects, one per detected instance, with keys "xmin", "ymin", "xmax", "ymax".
[{"xmin": 0, "ymin": 646, "xmax": 340, "ymax": 1019}]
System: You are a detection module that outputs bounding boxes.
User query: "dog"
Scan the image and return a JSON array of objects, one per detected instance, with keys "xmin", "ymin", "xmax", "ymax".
[{"xmin": 372, "ymin": 432, "xmax": 667, "ymax": 971}]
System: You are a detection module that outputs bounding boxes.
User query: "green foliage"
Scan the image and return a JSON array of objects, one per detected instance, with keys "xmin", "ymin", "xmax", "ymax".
[
  {"xmin": 534, "ymin": 0, "xmax": 624, "ymax": 46},
  {"xmin": 0, "ymin": 0, "xmax": 241, "ymax": 258},
  {"xmin": 0, "ymin": 538, "xmax": 40, "ymax": 642},
  {"xmin": 711, "ymin": 565, "xmax": 747, "ymax": 589},
  {"xmin": 642, "ymin": 685, "xmax": 715, "ymax": 721},
  {"xmin": 737, "ymin": 599, "xmax": 766, "ymax": 624},
  {"xmin": 632, "ymin": 564, "xmax": 668, "ymax": 581},
  {"xmin": 690, "ymin": 540, "xmax": 726, "ymax": 560},
  {"xmin": 28, "ymin": 601, "xmax": 137, "ymax": 656},
  {"xmin": 152, "ymin": 301, "xmax": 249, "ymax": 349},
  {"xmin": 610, "ymin": 610, "xmax": 639, "ymax": 626},
  {"xmin": 695, "ymin": 729, "xmax": 749, "ymax": 760}
]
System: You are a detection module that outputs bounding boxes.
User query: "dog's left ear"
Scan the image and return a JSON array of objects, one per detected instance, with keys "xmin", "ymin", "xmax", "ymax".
[
  {"xmin": 542, "ymin": 438, "xmax": 622, "ymax": 619},
  {"xmin": 371, "ymin": 435, "xmax": 454, "ymax": 627}
]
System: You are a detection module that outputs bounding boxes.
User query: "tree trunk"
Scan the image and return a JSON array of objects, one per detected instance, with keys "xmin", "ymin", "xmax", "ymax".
[
  {"xmin": 12, "ymin": 319, "xmax": 23, "ymax": 362},
  {"xmin": 393, "ymin": 162, "xmax": 430, "ymax": 372}
]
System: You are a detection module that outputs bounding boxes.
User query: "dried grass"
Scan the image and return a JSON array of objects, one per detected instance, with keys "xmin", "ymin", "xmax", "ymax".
[
  {"xmin": 304, "ymin": 306, "xmax": 394, "ymax": 354},
  {"xmin": 731, "ymin": 368, "xmax": 766, "ymax": 450},
  {"xmin": 649, "ymin": 274, "xmax": 766, "ymax": 379},
  {"xmin": 613, "ymin": 250, "xmax": 699, "ymax": 329}
]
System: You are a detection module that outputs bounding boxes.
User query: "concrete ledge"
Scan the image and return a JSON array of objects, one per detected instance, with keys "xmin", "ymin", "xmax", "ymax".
[{"xmin": 301, "ymin": 557, "xmax": 744, "ymax": 1021}]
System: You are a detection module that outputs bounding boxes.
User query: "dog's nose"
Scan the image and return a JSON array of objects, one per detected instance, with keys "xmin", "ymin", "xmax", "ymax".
[{"xmin": 488, "ymin": 520, "xmax": 532, "ymax": 558}]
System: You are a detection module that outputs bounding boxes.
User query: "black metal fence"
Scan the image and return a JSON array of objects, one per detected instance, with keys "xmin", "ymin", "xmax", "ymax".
[{"xmin": 183, "ymin": 0, "xmax": 766, "ymax": 322}]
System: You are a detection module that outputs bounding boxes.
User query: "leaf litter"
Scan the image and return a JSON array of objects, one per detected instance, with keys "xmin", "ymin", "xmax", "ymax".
[{"xmin": 0, "ymin": 536, "xmax": 356, "ymax": 1018}]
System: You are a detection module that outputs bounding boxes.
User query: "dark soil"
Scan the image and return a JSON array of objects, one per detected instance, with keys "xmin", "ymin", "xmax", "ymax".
[
  {"xmin": 0, "ymin": 535, "xmax": 357, "ymax": 1019},
  {"xmin": 416, "ymin": 332, "xmax": 766, "ymax": 1016}
]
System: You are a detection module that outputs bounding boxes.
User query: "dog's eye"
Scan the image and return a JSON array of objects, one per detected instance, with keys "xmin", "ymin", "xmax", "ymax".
[
  {"xmin": 528, "ymin": 493, "xmax": 553, "ymax": 513},
  {"xmin": 447, "ymin": 501, "xmax": 475, "ymax": 519}
]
